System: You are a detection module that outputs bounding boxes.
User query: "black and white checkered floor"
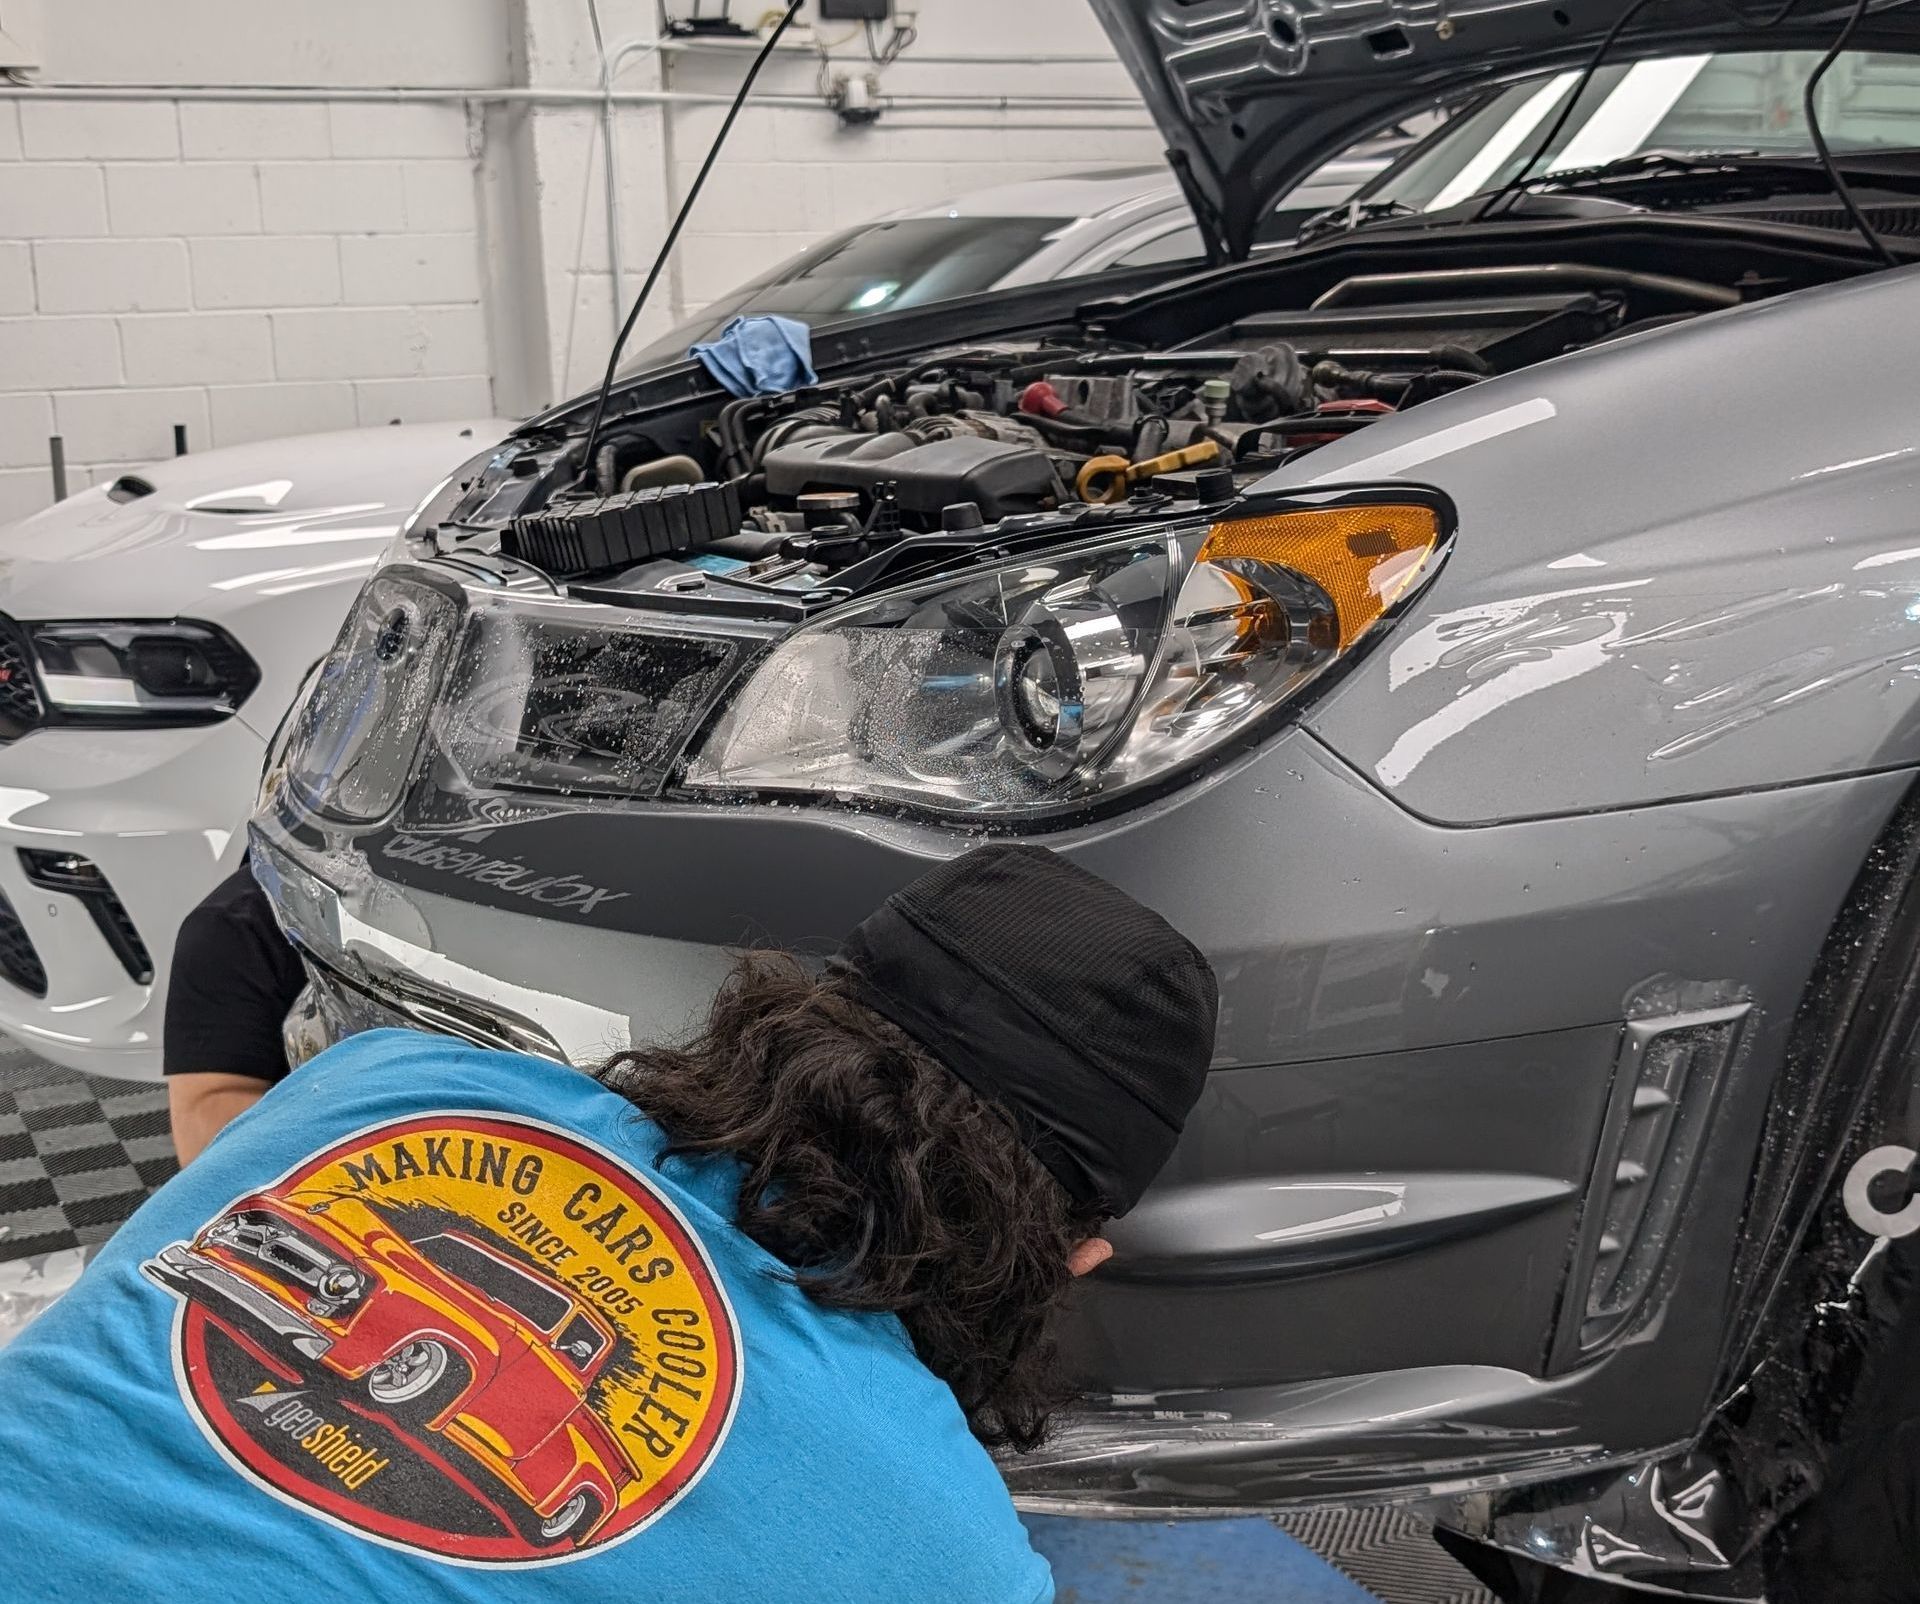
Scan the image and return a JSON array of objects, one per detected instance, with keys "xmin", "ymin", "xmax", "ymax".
[{"xmin": 0, "ymin": 1038, "xmax": 1492, "ymax": 1603}]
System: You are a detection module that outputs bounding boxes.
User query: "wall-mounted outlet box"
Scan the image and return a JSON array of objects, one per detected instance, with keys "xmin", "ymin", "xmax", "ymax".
[{"xmin": 819, "ymin": 0, "xmax": 891, "ymax": 19}]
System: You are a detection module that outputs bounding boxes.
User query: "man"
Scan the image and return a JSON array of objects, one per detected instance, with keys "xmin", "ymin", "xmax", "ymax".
[
  {"xmin": 0, "ymin": 845, "xmax": 1216, "ymax": 1601},
  {"xmin": 163, "ymin": 859, "xmax": 307, "ymax": 1162}
]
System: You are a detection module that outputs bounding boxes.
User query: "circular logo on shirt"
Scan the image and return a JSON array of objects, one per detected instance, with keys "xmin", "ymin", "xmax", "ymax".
[{"xmin": 141, "ymin": 1111, "xmax": 741, "ymax": 1566}]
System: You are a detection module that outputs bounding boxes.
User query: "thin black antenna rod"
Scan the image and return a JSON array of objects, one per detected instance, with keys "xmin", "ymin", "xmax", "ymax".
[
  {"xmin": 1473, "ymin": 0, "xmax": 1663, "ymax": 222},
  {"xmin": 1804, "ymin": 0, "xmax": 1899, "ymax": 267},
  {"xmin": 577, "ymin": 0, "xmax": 804, "ymax": 486}
]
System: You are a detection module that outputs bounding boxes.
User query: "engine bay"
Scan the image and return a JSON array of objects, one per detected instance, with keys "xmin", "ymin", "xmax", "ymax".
[{"xmin": 408, "ymin": 237, "xmax": 1853, "ymax": 615}]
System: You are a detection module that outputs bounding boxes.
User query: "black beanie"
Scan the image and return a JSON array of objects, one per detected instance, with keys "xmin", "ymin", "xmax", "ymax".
[{"xmin": 829, "ymin": 844, "xmax": 1218, "ymax": 1218}]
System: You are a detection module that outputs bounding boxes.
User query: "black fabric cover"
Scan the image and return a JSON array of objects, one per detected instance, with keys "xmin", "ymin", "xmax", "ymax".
[{"xmin": 832, "ymin": 844, "xmax": 1218, "ymax": 1217}]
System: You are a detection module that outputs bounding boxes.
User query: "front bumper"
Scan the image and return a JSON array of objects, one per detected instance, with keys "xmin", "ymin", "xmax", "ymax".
[
  {"xmin": 255, "ymin": 715, "xmax": 1915, "ymax": 1513},
  {"xmin": 0, "ymin": 717, "xmax": 264, "ymax": 1079},
  {"xmin": 140, "ymin": 1243, "xmax": 333, "ymax": 1360}
]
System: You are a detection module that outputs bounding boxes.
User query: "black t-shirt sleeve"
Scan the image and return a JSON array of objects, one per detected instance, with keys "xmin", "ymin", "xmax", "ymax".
[{"xmin": 162, "ymin": 860, "xmax": 309, "ymax": 1084}]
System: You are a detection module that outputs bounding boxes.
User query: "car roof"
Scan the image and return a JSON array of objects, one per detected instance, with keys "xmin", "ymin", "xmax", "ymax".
[{"xmin": 880, "ymin": 167, "xmax": 1179, "ymax": 224}]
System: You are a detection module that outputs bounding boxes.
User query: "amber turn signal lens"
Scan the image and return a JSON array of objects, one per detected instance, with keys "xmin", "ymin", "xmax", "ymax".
[{"xmin": 1197, "ymin": 502, "xmax": 1441, "ymax": 650}]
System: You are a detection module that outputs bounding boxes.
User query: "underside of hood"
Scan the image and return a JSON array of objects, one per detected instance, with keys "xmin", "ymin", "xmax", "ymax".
[{"xmin": 1087, "ymin": 0, "xmax": 1920, "ymax": 261}]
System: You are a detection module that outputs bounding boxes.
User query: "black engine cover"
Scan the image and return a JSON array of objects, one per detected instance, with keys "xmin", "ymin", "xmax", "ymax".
[{"xmin": 761, "ymin": 431, "xmax": 1055, "ymax": 520}]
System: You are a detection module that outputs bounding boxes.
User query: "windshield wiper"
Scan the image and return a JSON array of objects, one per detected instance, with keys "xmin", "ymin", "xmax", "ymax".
[
  {"xmin": 1296, "ymin": 198, "xmax": 1421, "ymax": 246},
  {"xmin": 1514, "ymin": 148, "xmax": 1920, "ymax": 202}
]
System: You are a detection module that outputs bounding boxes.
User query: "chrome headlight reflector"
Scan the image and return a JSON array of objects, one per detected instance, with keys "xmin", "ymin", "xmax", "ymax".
[{"xmin": 686, "ymin": 493, "xmax": 1445, "ymax": 818}]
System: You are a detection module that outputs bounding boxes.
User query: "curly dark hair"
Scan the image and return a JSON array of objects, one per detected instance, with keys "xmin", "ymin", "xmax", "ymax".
[{"xmin": 596, "ymin": 951, "xmax": 1105, "ymax": 1452}]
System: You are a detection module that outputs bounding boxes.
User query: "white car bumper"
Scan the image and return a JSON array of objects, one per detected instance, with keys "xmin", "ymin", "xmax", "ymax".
[{"xmin": 0, "ymin": 716, "xmax": 264, "ymax": 1080}]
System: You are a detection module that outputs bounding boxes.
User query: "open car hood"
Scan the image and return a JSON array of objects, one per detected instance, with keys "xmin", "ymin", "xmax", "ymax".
[{"xmin": 1087, "ymin": 0, "xmax": 1920, "ymax": 260}]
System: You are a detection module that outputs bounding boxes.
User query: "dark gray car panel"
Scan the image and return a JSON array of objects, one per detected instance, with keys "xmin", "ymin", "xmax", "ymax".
[
  {"xmin": 253, "ymin": 711, "xmax": 1913, "ymax": 1507},
  {"xmin": 1087, "ymin": 0, "xmax": 1920, "ymax": 259},
  {"xmin": 1287, "ymin": 267, "xmax": 1920, "ymax": 824}
]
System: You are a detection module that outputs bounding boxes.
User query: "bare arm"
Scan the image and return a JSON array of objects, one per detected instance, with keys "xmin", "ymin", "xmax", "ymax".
[{"xmin": 167, "ymin": 1073, "xmax": 272, "ymax": 1165}]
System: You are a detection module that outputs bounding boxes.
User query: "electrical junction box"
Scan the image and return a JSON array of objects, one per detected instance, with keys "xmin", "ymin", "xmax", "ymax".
[{"xmin": 819, "ymin": 0, "xmax": 891, "ymax": 19}]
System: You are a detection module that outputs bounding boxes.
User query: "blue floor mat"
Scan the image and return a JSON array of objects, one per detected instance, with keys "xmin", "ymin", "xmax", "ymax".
[{"xmin": 1026, "ymin": 1514, "xmax": 1381, "ymax": 1603}]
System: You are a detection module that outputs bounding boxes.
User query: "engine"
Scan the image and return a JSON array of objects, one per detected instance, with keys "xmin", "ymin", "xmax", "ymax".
[{"xmin": 430, "ymin": 264, "xmax": 1693, "ymax": 597}]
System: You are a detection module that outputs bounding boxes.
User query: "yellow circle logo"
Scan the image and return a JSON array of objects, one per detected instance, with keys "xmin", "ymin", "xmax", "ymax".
[{"xmin": 142, "ymin": 1112, "xmax": 741, "ymax": 1564}]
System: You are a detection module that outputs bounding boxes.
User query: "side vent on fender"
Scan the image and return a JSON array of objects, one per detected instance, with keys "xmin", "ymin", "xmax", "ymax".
[{"xmin": 1550, "ymin": 1003, "xmax": 1751, "ymax": 1371}]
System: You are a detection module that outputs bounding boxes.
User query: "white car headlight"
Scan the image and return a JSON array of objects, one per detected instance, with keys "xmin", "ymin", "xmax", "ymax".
[
  {"xmin": 685, "ymin": 490, "xmax": 1448, "ymax": 819},
  {"xmin": 24, "ymin": 620, "xmax": 260, "ymax": 723}
]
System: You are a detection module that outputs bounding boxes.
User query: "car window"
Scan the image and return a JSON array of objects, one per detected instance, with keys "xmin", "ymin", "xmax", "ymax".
[
  {"xmin": 1368, "ymin": 50, "xmax": 1920, "ymax": 213},
  {"xmin": 414, "ymin": 1232, "xmax": 571, "ymax": 1331},
  {"xmin": 622, "ymin": 214, "xmax": 1074, "ymax": 372}
]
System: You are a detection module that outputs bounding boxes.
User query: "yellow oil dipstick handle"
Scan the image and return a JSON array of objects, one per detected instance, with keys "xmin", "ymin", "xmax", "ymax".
[{"xmin": 1076, "ymin": 439, "xmax": 1223, "ymax": 505}]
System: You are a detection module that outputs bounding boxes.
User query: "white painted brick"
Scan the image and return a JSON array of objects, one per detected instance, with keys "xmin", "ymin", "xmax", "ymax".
[
  {"xmin": 824, "ymin": 159, "xmax": 954, "ymax": 226},
  {"xmin": 353, "ymin": 375, "xmax": 495, "ymax": 427},
  {"xmin": 106, "ymin": 163, "xmax": 260, "ymax": 236},
  {"xmin": 329, "ymin": 104, "xmax": 470, "ymax": 160},
  {"xmin": 673, "ymin": 160, "xmax": 833, "ymax": 235},
  {"xmin": 181, "ymin": 103, "xmax": 331, "ymax": 161},
  {"xmin": 880, "ymin": 125, "xmax": 1006, "ymax": 167},
  {"xmin": 35, "ymin": 238, "xmax": 191, "ymax": 313},
  {"xmin": 0, "ymin": 165, "xmax": 109, "ymax": 239},
  {"xmin": 554, "ymin": 272, "xmax": 617, "ymax": 398},
  {"xmin": 0, "ymin": 316, "xmax": 121, "ymax": 391},
  {"xmin": 0, "ymin": 468, "xmax": 54, "ymax": 527},
  {"xmin": 259, "ymin": 161, "xmax": 407, "ymax": 235},
  {"xmin": 763, "ymin": 113, "xmax": 871, "ymax": 167},
  {"xmin": 208, "ymin": 381, "xmax": 358, "ymax": 448},
  {"xmin": 0, "ymin": 244, "xmax": 31, "ymax": 316},
  {"xmin": 191, "ymin": 236, "xmax": 341, "ymax": 309},
  {"xmin": 20, "ymin": 101, "xmax": 179, "ymax": 161},
  {"xmin": 0, "ymin": 105, "xmax": 20, "ymax": 163},
  {"xmin": 272, "ymin": 306, "xmax": 488, "ymax": 381},
  {"xmin": 52, "ymin": 387, "xmax": 210, "ymax": 463},
  {"xmin": 42, "ymin": 0, "xmax": 515, "ymax": 90},
  {"xmin": 675, "ymin": 233, "xmax": 774, "ymax": 307},
  {"xmin": 402, "ymin": 160, "xmax": 479, "ymax": 232},
  {"xmin": 0, "ymin": 394, "xmax": 55, "ymax": 470},
  {"xmin": 340, "ymin": 233, "xmax": 479, "ymax": 306},
  {"xmin": 121, "ymin": 312, "xmax": 273, "ymax": 385}
]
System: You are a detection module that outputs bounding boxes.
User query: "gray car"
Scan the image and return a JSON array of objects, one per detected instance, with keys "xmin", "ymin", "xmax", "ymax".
[{"xmin": 253, "ymin": 4, "xmax": 1920, "ymax": 1596}]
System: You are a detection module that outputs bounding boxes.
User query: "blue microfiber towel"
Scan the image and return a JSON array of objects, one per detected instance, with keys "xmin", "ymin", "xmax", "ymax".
[{"xmin": 691, "ymin": 314, "xmax": 818, "ymax": 398}]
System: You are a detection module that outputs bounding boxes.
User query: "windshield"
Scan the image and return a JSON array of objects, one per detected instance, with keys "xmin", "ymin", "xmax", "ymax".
[
  {"xmin": 622, "ymin": 214, "xmax": 1072, "ymax": 372},
  {"xmin": 414, "ymin": 1232, "xmax": 571, "ymax": 1330},
  {"xmin": 1369, "ymin": 50, "xmax": 1920, "ymax": 213}
]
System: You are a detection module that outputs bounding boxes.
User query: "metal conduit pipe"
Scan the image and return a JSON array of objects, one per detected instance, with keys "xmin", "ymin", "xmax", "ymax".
[
  {"xmin": 656, "ymin": 40, "xmax": 1127, "ymax": 65},
  {"xmin": 0, "ymin": 83, "xmax": 1143, "ymax": 110}
]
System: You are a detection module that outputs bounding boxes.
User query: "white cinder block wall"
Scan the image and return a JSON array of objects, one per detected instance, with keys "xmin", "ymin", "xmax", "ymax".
[{"xmin": 0, "ymin": 0, "xmax": 1162, "ymax": 523}]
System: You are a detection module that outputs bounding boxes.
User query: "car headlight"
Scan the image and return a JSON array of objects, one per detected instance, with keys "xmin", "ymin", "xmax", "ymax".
[
  {"xmin": 685, "ymin": 489, "xmax": 1448, "ymax": 818},
  {"xmin": 318, "ymin": 1265, "xmax": 364, "ymax": 1299},
  {"xmin": 276, "ymin": 568, "xmax": 466, "ymax": 825},
  {"xmin": 25, "ymin": 620, "xmax": 260, "ymax": 723}
]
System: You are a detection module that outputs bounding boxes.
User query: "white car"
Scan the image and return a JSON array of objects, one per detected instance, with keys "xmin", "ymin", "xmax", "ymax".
[{"xmin": 0, "ymin": 421, "xmax": 509, "ymax": 1079}]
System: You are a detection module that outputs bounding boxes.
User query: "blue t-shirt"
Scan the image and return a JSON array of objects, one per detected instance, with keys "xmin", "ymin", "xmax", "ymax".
[{"xmin": 0, "ymin": 1030, "xmax": 1052, "ymax": 1603}]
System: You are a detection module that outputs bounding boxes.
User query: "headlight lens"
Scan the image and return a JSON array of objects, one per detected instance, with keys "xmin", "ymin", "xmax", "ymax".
[
  {"xmin": 435, "ymin": 601, "xmax": 758, "ymax": 801},
  {"xmin": 278, "ymin": 569, "xmax": 464, "ymax": 825},
  {"xmin": 686, "ymin": 494, "xmax": 1445, "ymax": 817},
  {"xmin": 25, "ymin": 620, "xmax": 260, "ymax": 722},
  {"xmin": 318, "ymin": 1265, "xmax": 364, "ymax": 1299}
]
